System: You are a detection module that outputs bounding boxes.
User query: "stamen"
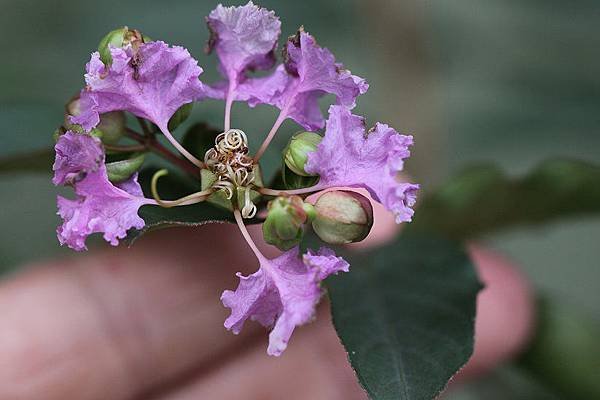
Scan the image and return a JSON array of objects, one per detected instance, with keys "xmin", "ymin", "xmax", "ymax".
[
  {"xmin": 241, "ymin": 187, "xmax": 257, "ymax": 219},
  {"xmin": 151, "ymin": 169, "xmax": 213, "ymax": 208},
  {"xmin": 204, "ymin": 129, "xmax": 257, "ymax": 212}
]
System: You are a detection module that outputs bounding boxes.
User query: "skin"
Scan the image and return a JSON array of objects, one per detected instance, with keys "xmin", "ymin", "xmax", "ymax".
[{"xmin": 0, "ymin": 212, "xmax": 534, "ymax": 400}]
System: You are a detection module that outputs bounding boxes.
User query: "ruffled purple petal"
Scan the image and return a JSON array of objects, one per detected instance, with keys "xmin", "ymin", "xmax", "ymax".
[
  {"xmin": 221, "ymin": 247, "xmax": 349, "ymax": 356},
  {"xmin": 54, "ymin": 132, "xmax": 151, "ymax": 251},
  {"xmin": 72, "ymin": 41, "xmax": 205, "ymax": 131},
  {"xmin": 206, "ymin": 1, "xmax": 280, "ymax": 84},
  {"xmin": 52, "ymin": 131, "xmax": 104, "ymax": 186},
  {"xmin": 219, "ymin": 29, "xmax": 367, "ymax": 130},
  {"xmin": 306, "ymin": 105, "xmax": 419, "ymax": 223}
]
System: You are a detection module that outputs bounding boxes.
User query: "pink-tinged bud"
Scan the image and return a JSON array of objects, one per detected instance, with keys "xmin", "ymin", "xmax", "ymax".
[
  {"xmin": 263, "ymin": 196, "xmax": 314, "ymax": 250},
  {"xmin": 312, "ymin": 190, "xmax": 374, "ymax": 244}
]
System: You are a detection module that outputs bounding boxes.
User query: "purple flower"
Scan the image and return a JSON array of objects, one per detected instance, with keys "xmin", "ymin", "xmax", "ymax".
[
  {"xmin": 54, "ymin": 132, "xmax": 152, "ymax": 251},
  {"xmin": 306, "ymin": 105, "xmax": 419, "ymax": 223},
  {"xmin": 206, "ymin": 2, "xmax": 281, "ymax": 91},
  {"xmin": 72, "ymin": 41, "xmax": 205, "ymax": 132},
  {"xmin": 221, "ymin": 246, "xmax": 349, "ymax": 356},
  {"xmin": 205, "ymin": 22, "xmax": 368, "ymax": 131}
]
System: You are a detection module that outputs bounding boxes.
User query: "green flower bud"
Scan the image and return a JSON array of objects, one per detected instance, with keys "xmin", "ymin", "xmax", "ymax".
[
  {"xmin": 283, "ymin": 131, "xmax": 321, "ymax": 176},
  {"xmin": 312, "ymin": 191, "xmax": 374, "ymax": 245},
  {"xmin": 64, "ymin": 97, "xmax": 126, "ymax": 144},
  {"xmin": 263, "ymin": 196, "xmax": 310, "ymax": 250},
  {"xmin": 97, "ymin": 27, "xmax": 151, "ymax": 66},
  {"xmin": 97, "ymin": 111, "xmax": 127, "ymax": 145},
  {"xmin": 106, "ymin": 153, "xmax": 146, "ymax": 183},
  {"xmin": 167, "ymin": 103, "xmax": 193, "ymax": 132}
]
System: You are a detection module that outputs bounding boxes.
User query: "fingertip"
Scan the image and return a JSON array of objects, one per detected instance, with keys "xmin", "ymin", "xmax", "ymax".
[{"xmin": 455, "ymin": 244, "xmax": 536, "ymax": 380}]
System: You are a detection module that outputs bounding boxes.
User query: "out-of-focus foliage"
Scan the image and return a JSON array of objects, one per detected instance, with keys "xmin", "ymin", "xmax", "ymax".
[
  {"xmin": 411, "ymin": 159, "xmax": 600, "ymax": 239},
  {"xmin": 519, "ymin": 298, "xmax": 600, "ymax": 400}
]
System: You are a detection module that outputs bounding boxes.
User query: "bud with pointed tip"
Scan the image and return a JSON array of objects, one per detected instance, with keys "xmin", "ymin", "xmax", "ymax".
[
  {"xmin": 312, "ymin": 190, "xmax": 373, "ymax": 245},
  {"xmin": 97, "ymin": 27, "xmax": 151, "ymax": 66},
  {"xmin": 262, "ymin": 196, "xmax": 314, "ymax": 250},
  {"xmin": 283, "ymin": 131, "xmax": 321, "ymax": 176}
]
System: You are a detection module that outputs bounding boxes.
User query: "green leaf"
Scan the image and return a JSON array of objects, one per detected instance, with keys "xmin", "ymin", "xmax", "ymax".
[
  {"xmin": 0, "ymin": 148, "xmax": 54, "ymax": 175},
  {"xmin": 327, "ymin": 234, "xmax": 481, "ymax": 400},
  {"xmin": 410, "ymin": 159, "xmax": 600, "ymax": 239},
  {"xmin": 181, "ymin": 122, "xmax": 220, "ymax": 159},
  {"xmin": 168, "ymin": 103, "xmax": 193, "ymax": 132},
  {"xmin": 282, "ymin": 162, "xmax": 319, "ymax": 190},
  {"xmin": 106, "ymin": 152, "xmax": 145, "ymax": 183}
]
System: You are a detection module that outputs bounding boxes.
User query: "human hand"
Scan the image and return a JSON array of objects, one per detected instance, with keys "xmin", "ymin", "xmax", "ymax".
[{"xmin": 0, "ymin": 215, "xmax": 533, "ymax": 400}]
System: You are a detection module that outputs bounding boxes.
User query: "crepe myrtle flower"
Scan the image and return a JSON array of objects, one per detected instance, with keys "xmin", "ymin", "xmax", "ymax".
[{"xmin": 52, "ymin": 2, "xmax": 419, "ymax": 355}]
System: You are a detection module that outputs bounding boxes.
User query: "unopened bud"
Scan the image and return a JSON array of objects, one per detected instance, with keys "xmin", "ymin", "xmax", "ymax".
[
  {"xmin": 312, "ymin": 191, "xmax": 373, "ymax": 244},
  {"xmin": 262, "ymin": 196, "xmax": 313, "ymax": 250},
  {"xmin": 64, "ymin": 97, "xmax": 126, "ymax": 144},
  {"xmin": 283, "ymin": 131, "xmax": 321, "ymax": 176},
  {"xmin": 98, "ymin": 27, "xmax": 151, "ymax": 66}
]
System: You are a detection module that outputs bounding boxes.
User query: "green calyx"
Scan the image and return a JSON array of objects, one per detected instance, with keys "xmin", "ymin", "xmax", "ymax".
[
  {"xmin": 263, "ymin": 196, "xmax": 311, "ymax": 250},
  {"xmin": 98, "ymin": 27, "xmax": 152, "ymax": 66},
  {"xmin": 312, "ymin": 190, "xmax": 374, "ymax": 245},
  {"xmin": 283, "ymin": 131, "xmax": 322, "ymax": 177}
]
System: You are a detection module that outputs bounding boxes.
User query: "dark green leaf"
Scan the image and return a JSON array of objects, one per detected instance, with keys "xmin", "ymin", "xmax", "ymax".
[
  {"xmin": 0, "ymin": 148, "xmax": 54, "ymax": 175},
  {"xmin": 410, "ymin": 159, "xmax": 600, "ymax": 239},
  {"xmin": 328, "ymin": 234, "xmax": 482, "ymax": 400},
  {"xmin": 168, "ymin": 103, "xmax": 193, "ymax": 132},
  {"xmin": 282, "ymin": 162, "xmax": 319, "ymax": 190},
  {"xmin": 181, "ymin": 122, "xmax": 221, "ymax": 159}
]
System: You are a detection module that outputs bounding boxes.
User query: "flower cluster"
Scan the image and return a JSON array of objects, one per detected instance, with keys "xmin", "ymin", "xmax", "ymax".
[{"xmin": 52, "ymin": 1, "xmax": 418, "ymax": 356}]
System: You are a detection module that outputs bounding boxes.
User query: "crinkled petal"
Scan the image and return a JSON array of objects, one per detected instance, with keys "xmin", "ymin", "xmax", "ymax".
[
  {"xmin": 72, "ymin": 41, "xmax": 205, "ymax": 131},
  {"xmin": 57, "ymin": 168, "xmax": 149, "ymax": 251},
  {"xmin": 54, "ymin": 132, "xmax": 150, "ymax": 251},
  {"xmin": 306, "ymin": 105, "xmax": 419, "ymax": 223},
  {"xmin": 216, "ymin": 29, "xmax": 367, "ymax": 130},
  {"xmin": 206, "ymin": 1, "xmax": 280, "ymax": 83},
  {"xmin": 52, "ymin": 131, "xmax": 104, "ymax": 186},
  {"xmin": 221, "ymin": 247, "xmax": 349, "ymax": 356},
  {"xmin": 303, "ymin": 247, "xmax": 350, "ymax": 280}
]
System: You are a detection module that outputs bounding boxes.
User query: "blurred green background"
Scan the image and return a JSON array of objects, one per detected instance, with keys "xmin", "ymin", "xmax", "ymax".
[{"xmin": 1, "ymin": 0, "xmax": 599, "ymax": 398}]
